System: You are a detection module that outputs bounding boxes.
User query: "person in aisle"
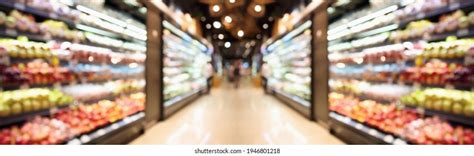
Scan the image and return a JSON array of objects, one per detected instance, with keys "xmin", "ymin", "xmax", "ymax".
[{"xmin": 233, "ymin": 60, "xmax": 241, "ymax": 88}]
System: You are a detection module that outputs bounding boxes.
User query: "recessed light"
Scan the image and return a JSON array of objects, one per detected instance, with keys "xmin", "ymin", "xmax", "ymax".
[
  {"xmin": 256, "ymin": 34, "xmax": 262, "ymax": 39},
  {"xmin": 237, "ymin": 30, "xmax": 244, "ymax": 37},
  {"xmin": 218, "ymin": 34, "xmax": 224, "ymax": 40},
  {"xmin": 225, "ymin": 16, "xmax": 232, "ymax": 23},
  {"xmin": 200, "ymin": 17, "xmax": 206, "ymax": 21},
  {"xmin": 206, "ymin": 24, "xmax": 212, "ymax": 29},
  {"xmin": 213, "ymin": 21, "xmax": 222, "ymax": 29},
  {"xmin": 225, "ymin": 41, "xmax": 231, "ymax": 48},
  {"xmin": 268, "ymin": 17, "xmax": 274, "ymax": 21},
  {"xmin": 262, "ymin": 23, "xmax": 268, "ymax": 29},
  {"xmin": 254, "ymin": 4, "xmax": 262, "ymax": 13},
  {"xmin": 229, "ymin": 0, "xmax": 235, "ymax": 3},
  {"xmin": 212, "ymin": 4, "xmax": 220, "ymax": 12}
]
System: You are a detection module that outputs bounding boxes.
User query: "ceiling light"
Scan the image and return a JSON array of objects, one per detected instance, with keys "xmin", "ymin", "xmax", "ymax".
[
  {"xmin": 218, "ymin": 34, "xmax": 224, "ymax": 40},
  {"xmin": 256, "ymin": 34, "xmax": 262, "ymax": 39},
  {"xmin": 206, "ymin": 23, "xmax": 212, "ymax": 29},
  {"xmin": 201, "ymin": 17, "xmax": 206, "ymax": 22},
  {"xmin": 254, "ymin": 4, "xmax": 262, "ymax": 13},
  {"xmin": 262, "ymin": 23, "xmax": 268, "ymax": 29},
  {"xmin": 225, "ymin": 41, "xmax": 231, "ymax": 48},
  {"xmin": 213, "ymin": 21, "xmax": 222, "ymax": 29},
  {"xmin": 224, "ymin": 16, "xmax": 232, "ymax": 23},
  {"xmin": 229, "ymin": 0, "xmax": 235, "ymax": 3},
  {"xmin": 237, "ymin": 30, "xmax": 244, "ymax": 37},
  {"xmin": 212, "ymin": 4, "xmax": 220, "ymax": 12},
  {"xmin": 268, "ymin": 17, "xmax": 274, "ymax": 21}
]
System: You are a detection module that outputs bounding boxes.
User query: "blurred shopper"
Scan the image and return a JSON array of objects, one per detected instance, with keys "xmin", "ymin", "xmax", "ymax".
[{"xmin": 233, "ymin": 60, "xmax": 241, "ymax": 88}]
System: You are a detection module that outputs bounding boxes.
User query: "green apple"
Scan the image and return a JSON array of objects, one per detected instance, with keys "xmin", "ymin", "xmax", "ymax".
[
  {"xmin": 453, "ymin": 103, "xmax": 464, "ymax": 114},
  {"xmin": 464, "ymin": 105, "xmax": 474, "ymax": 117},
  {"xmin": 0, "ymin": 105, "xmax": 11, "ymax": 117},
  {"xmin": 31, "ymin": 100, "xmax": 41, "ymax": 111},
  {"xmin": 441, "ymin": 99, "xmax": 452, "ymax": 112},
  {"xmin": 22, "ymin": 100, "xmax": 32, "ymax": 112},
  {"xmin": 11, "ymin": 103, "xmax": 22, "ymax": 115}
]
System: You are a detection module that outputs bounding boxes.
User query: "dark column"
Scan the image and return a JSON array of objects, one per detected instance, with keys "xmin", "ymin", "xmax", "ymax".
[
  {"xmin": 144, "ymin": 5, "xmax": 163, "ymax": 128},
  {"xmin": 312, "ymin": 1, "xmax": 329, "ymax": 128}
]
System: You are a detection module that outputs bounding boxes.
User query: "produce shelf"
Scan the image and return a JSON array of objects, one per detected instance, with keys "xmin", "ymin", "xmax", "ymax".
[
  {"xmin": 404, "ymin": 105, "xmax": 474, "ymax": 127},
  {"xmin": 67, "ymin": 111, "xmax": 145, "ymax": 144},
  {"xmin": 329, "ymin": 112, "xmax": 408, "ymax": 145},
  {"xmin": 0, "ymin": 104, "xmax": 71, "ymax": 128},
  {"xmin": 0, "ymin": 0, "xmax": 76, "ymax": 27},
  {"xmin": 271, "ymin": 88, "xmax": 311, "ymax": 118},
  {"xmin": 164, "ymin": 89, "xmax": 203, "ymax": 107},
  {"xmin": 398, "ymin": 0, "xmax": 474, "ymax": 28}
]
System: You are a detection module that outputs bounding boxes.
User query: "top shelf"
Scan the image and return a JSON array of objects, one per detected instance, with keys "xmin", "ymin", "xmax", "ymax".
[{"xmin": 0, "ymin": 1, "xmax": 146, "ymax": 43}]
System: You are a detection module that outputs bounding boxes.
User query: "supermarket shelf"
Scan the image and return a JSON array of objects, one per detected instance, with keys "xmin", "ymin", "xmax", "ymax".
[
  {"xmin": 0, "ymin": 104, "xmax": 71, "ymax": 128},
  {"xmin": 424, "ymin": 28, "xmax": 474, "ymax": 42},
  {"xmin": 329, "ymin": 112, "xmax": 408, "ymax": 145},
  {"xmin": 0, "ymin": 0, "xmax": 76, "ymax": 27},
  {"xmin": 163, "ymin": 88, "xmax": 204, "ymax": 119},
  {"xmin": 67, "ymin": 112, "xmax": 145, "ymax": 144},
  {"xmin": 271, "ymin": 88, "xmax": 311, "ymax": 118},
  {"xmin": 404, "ymin": 105, "xmax": 474, "ymax": 127},
  {"xmin": 399, "ymin": 0, "xmax": 474, "ymax": 28},
  {"xmin": 0, "ymin": 27, "xmax": 72, "ymax": 43}
]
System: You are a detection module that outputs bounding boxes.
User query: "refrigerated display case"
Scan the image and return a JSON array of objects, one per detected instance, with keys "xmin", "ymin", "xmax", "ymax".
[
  {"xmin": 160, "ymin": 20, "xmax": 213, "ymax": 118},
  {"xmin": 0, "ymin": 0, "xmax": 147, "ymax": 144},
  {"xmin": 261, "ymin": 21, "xmax": 313, "ymax": 118},
  {"xmin": 327, "ymin": 0, "xmax": 474, "ymax": 144}
]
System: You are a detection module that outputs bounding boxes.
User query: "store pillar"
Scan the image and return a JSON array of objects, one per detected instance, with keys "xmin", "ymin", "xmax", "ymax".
[
  {"xmin": 311, "ymin": 2, "xmax": 329, "ymax": 128},
  {"xmin": 144, "ymin": 4, "xmax": 163, "ymax": 128}
]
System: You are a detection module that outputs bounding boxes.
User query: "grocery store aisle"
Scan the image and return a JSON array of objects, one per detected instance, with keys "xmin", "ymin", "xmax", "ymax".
[{"xmin": 131, "ymin": 78, "xmax": 342, "ymax": 144}]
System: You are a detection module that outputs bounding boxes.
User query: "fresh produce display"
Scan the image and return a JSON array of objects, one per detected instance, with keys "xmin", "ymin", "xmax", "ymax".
[
  {"xmin": 329, "ymin": 92, "xmax": 474, "ymax": 144},
  {"xmin": 400, "ymin": 88, "xmax": 474, "ymax": 116},
  {"xmin": 0, "ymin": 93, "xmax": 145, "ymax": 144},
  {"xmin": 61, "ymin": 79, "xmax": 145, "ymax": 102},
  {"xmin": 0, "ymin": 38, "xmax": 53, "ymax": 59},
  {"xmin": 0, "ymin": 0, "xmax": 147, "ymax": 145},
  {"xmin": 162, "ymin": 26, "xmax": 212, "ymax": 103},
  {"xmin": 1, "ymin": 60, "xmax": 75, "ymax": 85},
  {"xmin": 263, "ymin": 29, "xmax": 312, "ymax": 101},
  {"xmin": 0, "ymin": 88, "xmax": 73, "ymax": 117},
  {"xmin": 328, "ymin": 0, "xmax": 474, "ymax": 144},
  {"xmin": 0, "ymin": 10, "xmax": 85, "ymax": 42}
]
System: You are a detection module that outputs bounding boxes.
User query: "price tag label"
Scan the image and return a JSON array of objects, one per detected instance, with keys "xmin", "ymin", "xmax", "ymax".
[
  {"xmin": 449, "ymin": 2, "xmax": 460, "ymax": 11},
  {"xmin": 413, "ymin": 82, "xmax": 421, "ymax": 89},
  {"xmin": 465, "ymin": 55, "xmax": 474, "ymax": 65},
  {"xmin": 445, "ymin": 84, "xmax": 454, "ymax": 89},
  {"xmin": 383, "ymin": 135, "xmax": 394, "ymax": 143},
  {"xmin": 457, "ymin": 29, "xmax": 469, "ymax": 36},
  {"xmin": 49, "ymin": 13, "xmax": 58, "ymax": 19},
  {"xmin": 5, "ymin": 29, "xmax": 18, "ymax": 36},
  {"xmin": 49, "ymin": 107, "xmax": 59, "ymax": 115},
  {"xmin": 416, "ymin": 107, "xmax": 425, "ymax": 114},
  {"xmin": 53, "ymin": 82, "xmax": 61, "ymax": 89},
  {"xmin": 14, "ymin": 3, "xmax": 26, "ymax": 10},
  {"xmin": 20, "ymin": 84, "xmax": 29, "ymax": 89},
  {"xmin": 416, "ymin": 13, "xmax": 425, "ymax": 19}
]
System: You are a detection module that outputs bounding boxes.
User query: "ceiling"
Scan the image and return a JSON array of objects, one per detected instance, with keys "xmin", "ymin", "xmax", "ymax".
[{"xmin": 164, "ymin": 0, "xmax": 310, "ymax": 60}]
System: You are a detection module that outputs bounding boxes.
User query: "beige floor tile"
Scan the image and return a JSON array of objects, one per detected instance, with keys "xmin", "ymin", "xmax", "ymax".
[{"xmin": 130, "ymin": 78, "xmax": 343, "ymax": 144}]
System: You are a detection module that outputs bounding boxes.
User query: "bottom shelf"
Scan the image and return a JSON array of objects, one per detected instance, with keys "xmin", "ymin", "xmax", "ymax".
[
  {"xmin": 271, "ymin": 88, "xmax": 311, "ymax": 118},
  {"xmin": 329, "ymin": 112, "xmax": 408, "ymax": 145},
  {"xmin": 67, "ymin": 112, "xmax": 145, "ymax": 144},
  {"xmin": 163, "ymin": 88, "xmax": 205, "ymax": 119}
]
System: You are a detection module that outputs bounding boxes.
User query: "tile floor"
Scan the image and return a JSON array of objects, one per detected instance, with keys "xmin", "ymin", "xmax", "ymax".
[{"xmin": 130, "ymin": 78, "xmax": 343, "ymax": 144}]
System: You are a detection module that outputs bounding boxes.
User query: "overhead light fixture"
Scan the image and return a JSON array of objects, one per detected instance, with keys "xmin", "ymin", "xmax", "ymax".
[
  {"xmin": 262, "ymin": 23, "xmax": 269, "ymax": 29},
  {"xmin": 229, "ymin": 0, "xmax": 235, "ymax": 3},
  {"xmin": 256, "ymin": 34, "xmax": 262, "ymax": 39},
  {"xmin": 218, "ymin": 34, "xmax": 224, "ymax": 40},
  {"xmin": 224, "ymin": 16, "xmax": 232, "ymax": 23},
  {"xmin": 225, "ymin": 41, "xmax": 231, "ymax": 48},
  {"xmin": 201, "ymin": 17, "xmax": 206, "ymax": 22},
  {"xmin": 268, "ymin": 17, "xmax": 273, "ymax": 21},
  {"xmin": 206, "ymin": 23, "xmax": 212, "ymax": 29},
  {"xmin": 212, "ymin": 4, "xmax": 220, "ymax": 12},
  {"xmin": 237, "ymin": 30, "xmax": 244, "ymax": 37},
  {"xmin": 254, "ymin": 4, "xmax": 262, "ymax": 13},
  {"xmin": 213, "ymin": 21, "xmax": 222, "ymax": 29}
]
